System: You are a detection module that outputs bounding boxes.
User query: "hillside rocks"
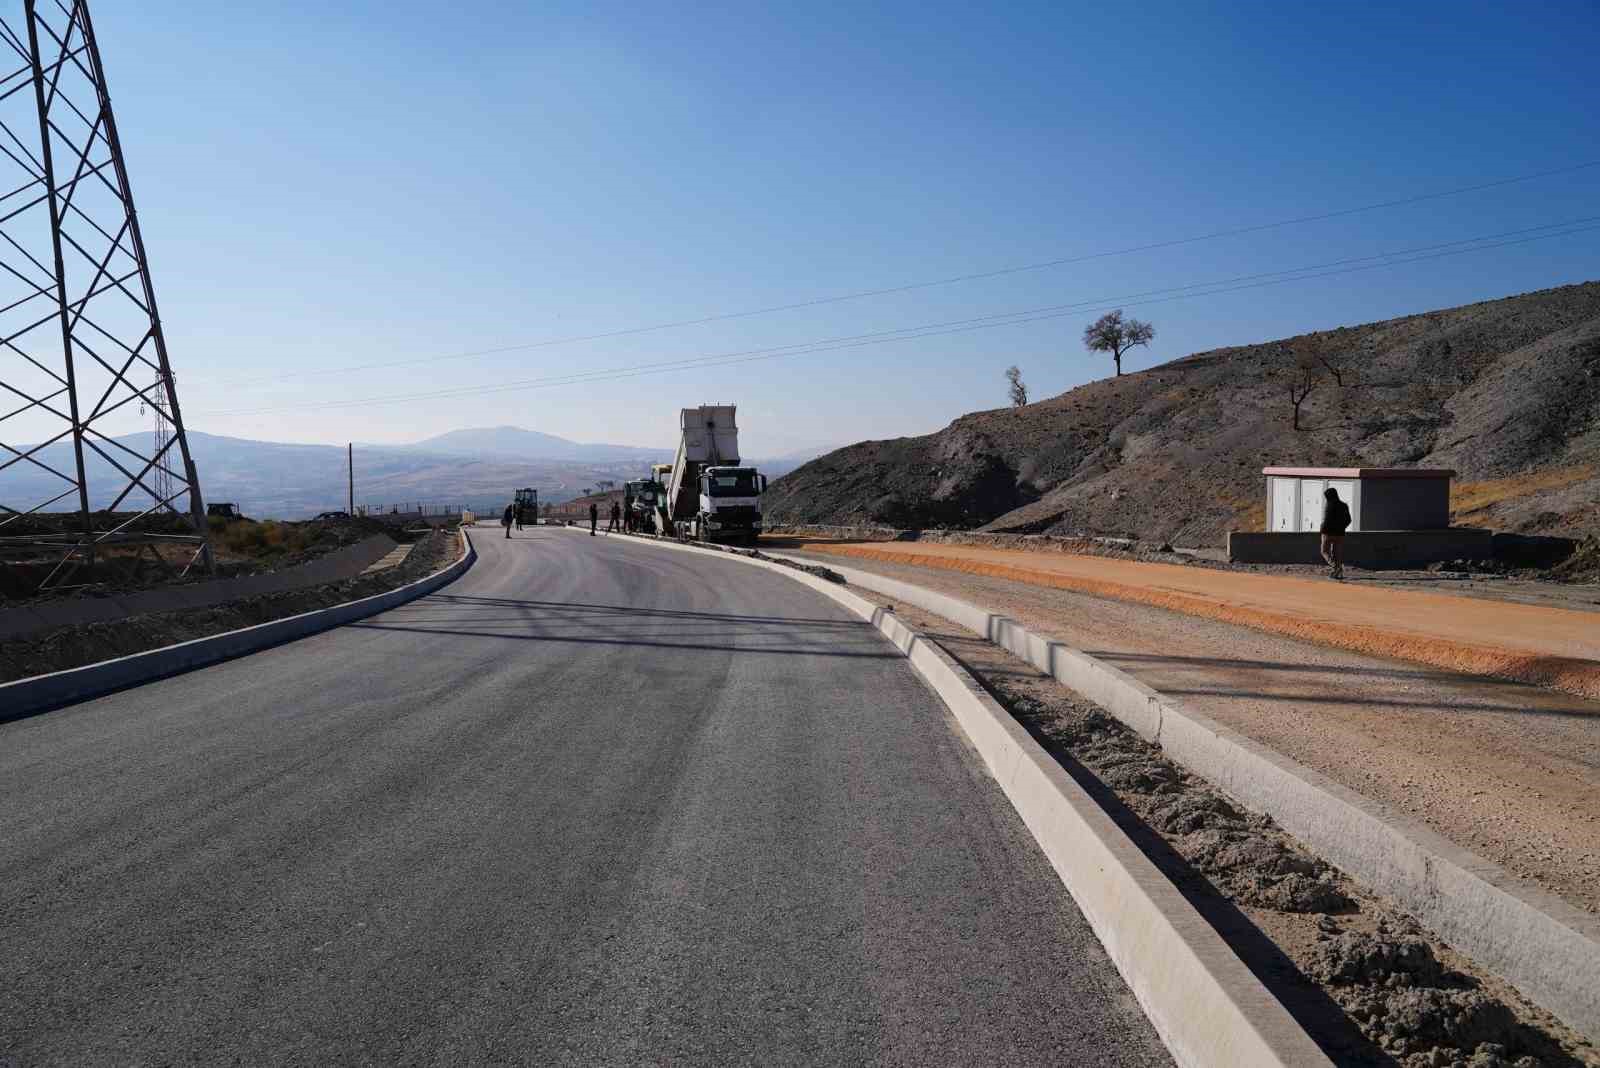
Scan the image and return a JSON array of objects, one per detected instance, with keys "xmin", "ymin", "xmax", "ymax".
[{"xmin": 764, "ymin": 282, "xmax": 1600, "ymax": 547}]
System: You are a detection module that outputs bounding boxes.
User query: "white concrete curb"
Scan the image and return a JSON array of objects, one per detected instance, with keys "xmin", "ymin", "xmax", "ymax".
[
  {"xmin": 569, "ymin": 528, "xmax": 1331, "ymax": 1067},
  {"xmin": 1, "ymin": 528, "xmax": 476, "ymax": 722},
  {"xmin": 769, "ymin": 552, "xmax": 1600, "ymax": 1044}
]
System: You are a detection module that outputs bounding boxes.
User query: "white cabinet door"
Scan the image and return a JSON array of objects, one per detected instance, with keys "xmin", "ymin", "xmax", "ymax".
[
  {"xmin": 1271, "ymin": 478, "xmax": 1298, "ymax": 531},
  {"xmin": 1299, "ymin": 479, "xmax": 1325, "ymax": 531}
]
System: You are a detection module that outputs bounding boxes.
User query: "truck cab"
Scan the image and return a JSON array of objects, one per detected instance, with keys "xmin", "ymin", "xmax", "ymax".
[{"xmin": 696, "ymin": 466, "xmax": 767, "ymax": 543}]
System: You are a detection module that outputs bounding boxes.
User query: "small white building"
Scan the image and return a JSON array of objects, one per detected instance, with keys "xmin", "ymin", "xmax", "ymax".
[{"xmin": 1263, "ymin": 467, "xmax": 1455, "ymax": 533}]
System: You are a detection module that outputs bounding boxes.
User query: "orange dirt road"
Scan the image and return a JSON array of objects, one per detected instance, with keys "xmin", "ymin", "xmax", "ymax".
[{"xmin": 794, "ymin": 541, "xmax": 1600, "ymax": 700}]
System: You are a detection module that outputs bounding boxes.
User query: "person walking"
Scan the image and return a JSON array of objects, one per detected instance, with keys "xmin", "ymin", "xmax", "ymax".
[
  {"xmin": 607, "ymin": 501, "xmax": 621, "ymax": 533},
  {"xmin": 589, "ymin": 501, "xmax": 598, "ymax": 536},
  {"xmin": 501, "ymin": 503, "xmax": 514, "ymax": 539},
  {"xmin": 1320, "ymin": 486, "xmax": 1351, "ymax": 579}
]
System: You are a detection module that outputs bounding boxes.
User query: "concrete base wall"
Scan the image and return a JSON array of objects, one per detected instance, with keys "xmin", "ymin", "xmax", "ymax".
[{"xmin": 1227, "ymin": 529, "xmax": 1493, "ymax": 567}]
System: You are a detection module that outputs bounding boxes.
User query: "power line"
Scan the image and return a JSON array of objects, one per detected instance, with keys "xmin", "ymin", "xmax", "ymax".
[
  {"xmin": 200, "ymin": 159, "xmax": 1600, "ymax": 388},
  {"xmin": 193, "ymin": 217, "xmax": 1600, "ymax": 417}
]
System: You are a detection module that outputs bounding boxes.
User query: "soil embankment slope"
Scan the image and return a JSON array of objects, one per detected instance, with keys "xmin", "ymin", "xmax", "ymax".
[{"xmin": 765, "ymin": 282, "xmax": 1600, "ymax": 546}]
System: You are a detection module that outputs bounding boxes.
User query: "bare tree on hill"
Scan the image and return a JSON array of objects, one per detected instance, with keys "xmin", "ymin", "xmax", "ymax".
[
  {"xmin": 1083, "ymin": 310, "xmax": 1155, "ymax": 376},
  {"xmin": 1282, "ymin": 356, "xmax": 1321, "ymax": 430},
  {"xmin": 1004, "ymin": 365, "xmax": 1028, "ymax": 407}
]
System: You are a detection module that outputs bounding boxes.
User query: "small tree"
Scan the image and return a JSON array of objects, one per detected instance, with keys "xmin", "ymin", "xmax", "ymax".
[
  {"xmin": 1285, "ymin": 357, "xmax": 1320, "ymax": 430},
  {"xmin": 1083, "ymin": 310, "xmax": 1155, "ymax": 377},
  {"xmin": 1004, "ymin": 365, "xmax": 1028, "ymax": 407}
]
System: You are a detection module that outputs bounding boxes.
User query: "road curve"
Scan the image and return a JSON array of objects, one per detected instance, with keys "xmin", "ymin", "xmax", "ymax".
[{"xmin": 1, "ymin": 526, "xmax": 1169, "ymax": 1066}]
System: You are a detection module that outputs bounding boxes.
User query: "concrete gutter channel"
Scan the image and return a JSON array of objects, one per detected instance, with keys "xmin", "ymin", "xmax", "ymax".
[
  {"xmin": 755, "ymin": 548, "xmax": 1600, "ymax": 1047},
  {"xmin": 0, "ymin": 528, "xmax": 475, "ymax": 722},
  {"xmin": 563, "ymin": 527, "xmax": 1330, "ymax": 1067}
]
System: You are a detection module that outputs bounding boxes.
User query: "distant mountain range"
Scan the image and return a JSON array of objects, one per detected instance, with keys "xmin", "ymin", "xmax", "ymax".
[
  {"xmin": 1, "ymin": 426, "xmax": 824, "ymax": 520},
  {"xmin": 393, "ymin": 426, "xmax": 669, "ymax": 463}
]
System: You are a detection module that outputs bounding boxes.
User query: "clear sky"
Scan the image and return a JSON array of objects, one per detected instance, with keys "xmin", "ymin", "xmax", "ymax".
[{"xmin": 70, "ymin": 1, "xmax": 1600, "ymax": 455}]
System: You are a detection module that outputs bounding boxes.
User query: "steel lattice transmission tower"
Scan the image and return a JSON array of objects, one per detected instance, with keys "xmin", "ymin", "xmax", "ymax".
[{"xmin": 0, "ymin": 0, "xmax": 210, "ymax": 590}]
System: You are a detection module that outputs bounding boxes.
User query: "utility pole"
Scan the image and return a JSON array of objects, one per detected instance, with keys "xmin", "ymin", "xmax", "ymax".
[{"xmin": 347, "ymin": 444, "xmax": 354, "ymax": 515}]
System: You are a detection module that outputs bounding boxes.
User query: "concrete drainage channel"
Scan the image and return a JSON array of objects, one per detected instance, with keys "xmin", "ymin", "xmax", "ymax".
[
  {"xmin": 0, "ymin": 528, "xmax": 477, "ymax": 721},
  {"xmin": 561, "ymin": 527, "xmax": 1329, "ymax": 1067}
]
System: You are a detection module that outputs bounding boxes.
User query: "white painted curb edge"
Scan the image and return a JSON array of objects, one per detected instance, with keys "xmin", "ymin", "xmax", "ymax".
[
  {"xmin": 571, "ymin": 528, "xmax": 1331, "ymax": 1068},
  {"xmin": 767, "ymin": 551, "xmax": 1600, "ymax": 1044},
  {"xmin": 2, "ymin": 528, "xmax": 477, "ymax": 721}
]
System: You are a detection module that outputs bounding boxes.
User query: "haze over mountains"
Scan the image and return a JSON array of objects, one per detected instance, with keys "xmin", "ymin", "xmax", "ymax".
[
  {"xmin": 2, "ymin": 426, "xmax": 825, "ymax": 519},
  {"xmin": 392, "ymin": 427, "xmax": 666, "ymax": 463}
]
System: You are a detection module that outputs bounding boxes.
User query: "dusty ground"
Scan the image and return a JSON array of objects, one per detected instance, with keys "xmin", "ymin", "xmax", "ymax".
[
  {"xmin": 1, "ymin": 514, "xmax": 411, "ymax": 605},
  {"xmin": 0, "ymin": 529, "xmax": 460, "ymax": 686},
  {"xmin": 782, "ymin": 539, "xmax": 1600, "ymax": 702},
  {"xmin": 778, "ymin": 547, "xmax": 1600, "ymax": 919},
  {"xmin": 766, "ymin": 529, "xmax": 1600, "ymax": 612},
  {"xmin": 887, "ymin": 598, "xmax": 1598, "ymax": 1068}
]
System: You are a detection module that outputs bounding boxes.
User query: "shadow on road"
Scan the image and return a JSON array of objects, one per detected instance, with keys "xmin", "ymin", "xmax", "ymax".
[{"xmin": 350, "ymin": 594, "xmax": 897, "ymax": 659}]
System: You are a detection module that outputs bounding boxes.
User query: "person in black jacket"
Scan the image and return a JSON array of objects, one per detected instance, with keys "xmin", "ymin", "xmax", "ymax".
[
  {"xmin": 1320, "ymin": 487, "xmax": 1351, "ymax": 579},
  {"xmin": 501, "ymin": 503, "xmax": 514, "ymax": 539},
  {"xmin": 589, "ymin": 501, "xmax": 598, "ymax": 536}
]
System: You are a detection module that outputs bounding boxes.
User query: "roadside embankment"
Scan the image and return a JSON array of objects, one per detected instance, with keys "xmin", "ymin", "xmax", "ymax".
[
  {"xmin": 788, "ymin": 539, "xmax": 1600, "ymax": 701},
  {"xmin": 0, "ymin": 528, "xmax": 465, "ymax": 691}
]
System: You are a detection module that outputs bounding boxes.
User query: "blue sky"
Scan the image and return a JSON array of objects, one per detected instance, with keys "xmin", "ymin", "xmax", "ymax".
[{"xmin": 73, "ymin": 1, "xmax": 1600, "ymax": 454}]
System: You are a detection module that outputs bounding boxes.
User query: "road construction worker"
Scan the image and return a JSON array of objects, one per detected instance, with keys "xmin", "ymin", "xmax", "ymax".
[
  {"xmin": 589, "ymin": 501, "xmax": 598, "ymax": 536},
  {"xmin": 514, "ymin": 502, "xmax": 525, "ymax": 531},
  {"xmin": 1320, "ymin": 487, "xmax": 1351, "ymax": 580},
  {"xmin": 501, "ymin": 503, "xmax": 514, "ymax": 539},
  {"xmin": 608, "ymin": 501, "xmax": 621, "ymax": 533}
]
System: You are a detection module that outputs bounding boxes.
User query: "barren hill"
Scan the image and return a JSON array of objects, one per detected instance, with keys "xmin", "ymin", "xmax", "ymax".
[{"xmin": 764, "ymin": 282, "xmax": 1600, "ymax": 547}]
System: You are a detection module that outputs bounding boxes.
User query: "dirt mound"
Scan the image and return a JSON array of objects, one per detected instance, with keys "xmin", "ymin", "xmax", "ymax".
[
  {"xmin": 990, "ymin": 687, "xmax": 1592, "ymax": 1067},
  {"xmin": 764, "ymin": 282, "xmax": 1600, "ymax": 547}
]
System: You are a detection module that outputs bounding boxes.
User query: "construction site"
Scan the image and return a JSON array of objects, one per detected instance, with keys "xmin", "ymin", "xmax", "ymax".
[{"xmin": 2, "ymin": 3, "xmax": 1599, "ymax": 1066}]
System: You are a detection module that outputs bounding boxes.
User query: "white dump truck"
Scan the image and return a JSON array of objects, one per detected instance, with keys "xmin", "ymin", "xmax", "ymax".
[{"xmin": 654, "ymin": 405, "xmax": 768, "ymax": 543}]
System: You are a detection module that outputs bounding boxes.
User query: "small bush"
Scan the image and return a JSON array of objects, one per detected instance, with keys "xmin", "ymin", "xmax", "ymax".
[{"xmin": 213, "ymin": 519, "xmax": 311, "ymax": 559}]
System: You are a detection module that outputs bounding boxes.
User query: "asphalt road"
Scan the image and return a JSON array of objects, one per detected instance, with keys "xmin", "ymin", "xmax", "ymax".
[{"xmin": 0, "ymin": 526, "xmax": 1170, "ymax": 1066}]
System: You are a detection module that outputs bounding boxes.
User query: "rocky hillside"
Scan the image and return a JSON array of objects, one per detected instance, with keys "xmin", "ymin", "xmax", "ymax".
[{"xmin": 764, "ymin": 282, "xmax": 1600, "ymax": 546}]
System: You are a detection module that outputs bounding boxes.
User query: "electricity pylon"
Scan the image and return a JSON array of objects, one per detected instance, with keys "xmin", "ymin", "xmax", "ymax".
[{"xmin": 0, "ymin": 0, "xmax": 210, "ymax": 591}]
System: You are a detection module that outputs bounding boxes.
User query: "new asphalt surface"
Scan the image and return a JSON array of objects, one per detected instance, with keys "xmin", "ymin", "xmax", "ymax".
[{"xmin": 0, "ymin": 525, "xmax": 1170, "ymax": 1066}]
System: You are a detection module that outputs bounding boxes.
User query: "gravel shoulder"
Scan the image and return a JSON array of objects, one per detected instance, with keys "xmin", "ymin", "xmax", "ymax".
[
  {"xmin": 880, "ymin": 597, "xmax": 1599, "ymax": 1068},
  {"xmin": 782, "ymin": 548, "xmax": 1600, "ymax": 920}
]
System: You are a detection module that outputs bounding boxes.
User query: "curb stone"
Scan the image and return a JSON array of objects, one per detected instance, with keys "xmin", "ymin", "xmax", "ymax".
[
  {"xmin": 767, "ymin": 550, "xmax": 1600, "ymax": 1045},
  {"xmin": 1, "ymin": 528, "xmax": 476, "ymax": 722},
  {"xmin": 563, "ymin": 526, "xmax": 1332, "ymax": 1068}
]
